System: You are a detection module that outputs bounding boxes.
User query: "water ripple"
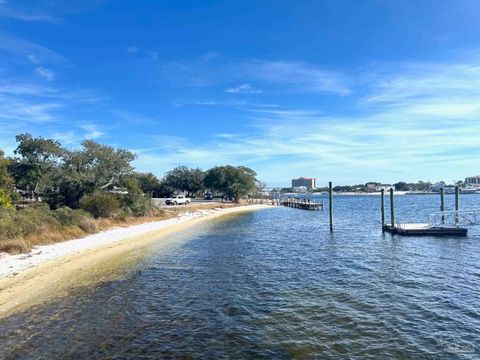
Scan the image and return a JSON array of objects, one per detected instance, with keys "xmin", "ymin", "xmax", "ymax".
[{"xmin": 1, "ymin": 195, "xmax": 480, "ymax": 359}]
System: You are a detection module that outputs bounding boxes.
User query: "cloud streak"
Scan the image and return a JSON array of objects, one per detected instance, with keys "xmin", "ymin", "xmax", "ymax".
[
  {"xmin": 37, "ymin": 67, "xmax": 55, "ymax": 81},
  {"xmin": 241, "ymin": 61, "xmax": 352, "ymax": 96},
  {"xmin": 225, "ymin": 83, "xmax": 262, "ymax": 94},
  {"xmin": 0, "ymin": 1, "xmax": 59, "ymax": 22}
]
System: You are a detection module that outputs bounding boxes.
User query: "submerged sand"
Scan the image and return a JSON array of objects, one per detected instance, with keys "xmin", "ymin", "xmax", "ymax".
[{"xmin": 0, "ymin": 204, "xmax": 270, "ymax": 318}]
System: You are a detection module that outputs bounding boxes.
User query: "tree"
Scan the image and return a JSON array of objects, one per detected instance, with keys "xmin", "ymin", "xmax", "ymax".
[
  {"xmin": 119, "ymin": 176, "xmax": 152, "ymax": 216},
  {"xmin": 10, "ymin": 133, "xmax": 64, "ymax": 200},
  {"xmin": 164, "ymin": 166, "xmax": 205, "ymax": 197},
  {"xmin": 204, "ymin": 165, "xmax": 257, "ymax": 203},
  {"xmin": 134, "ymin": 172, "xmax": 162, "ymax": 196},
  {"xmin": 394, "ymin": 181, "xmax": 409, "ymax": 191},
  {"xmin": 56, "ymin": 140, "xmax": 137, "ymax": 208},
  {"xmin": 154, "ymin": 181, "xmax": 175, "ymax": 198},
  {"xmin": 0, "ymin": 150, "xmax": 15, "ymax": 207}
]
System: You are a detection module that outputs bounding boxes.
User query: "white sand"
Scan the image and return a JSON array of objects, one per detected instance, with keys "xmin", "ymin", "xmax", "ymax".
[{"xmin": 0, "ymin": 204, "xmax": 269, "ymax": 280}]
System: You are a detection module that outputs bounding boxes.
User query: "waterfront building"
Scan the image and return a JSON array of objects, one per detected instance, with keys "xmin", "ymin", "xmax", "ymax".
[
  {"xmin": 431, "ymin": 181, "xmax": 446, "ymax": 192},
  {"xmin": 365, "ymin": 182, "xmax": 393, "ymax": 192},
  {"xmin": 291, "ymin": 177, "xmax": 317, "ymax": 190},
  {"xmin": 465, "ymin": 176, "xmax": 480, "ymax": 187},
  {"xmin": 292, "ymin": 186, "xmax": 308, "ymax": 193}
]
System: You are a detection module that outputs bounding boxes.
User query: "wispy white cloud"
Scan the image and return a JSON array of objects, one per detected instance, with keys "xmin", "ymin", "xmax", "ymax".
[
  {"xmin": 160, "ymin": 58, "xmax": 352, "ymax": 96},
  {"xmin": 0, "ymin": 1, "xmax": 59, "ymax": 22},
  {"xmin": 172, "ymin": 99, "xmax": 248, "ymax": 107},
  {"xmin": 361, "ymin": 61, "xmax": 480, "ymax": 120},
  {"xmin": 36, "ymin": 67, "xmax": 55, "ymax": 81},
  {"xmin": 0, "ymin": 100, "xmax": 62, "ymax": 122},
  {"xmin": 80, "ymin": 124, "xmax": 105, "ymax": 139},
  {"xmin": 0, "ymin": 82, "xmax": 56, "ymax": 95},
  {"xmin": 225, "ymin": 83, "xmax": 262, "ymax": 94},
  {"xmin": 125, "ymin": 46, "xmax": 159, "ymax": 60},
  {"xmin": 52, "ymin": 130, "xmax": 77, "ymax": 145},
  {"xmin": 0, "ymin": 33, "xmax": 69, "ymax": 65},
  {"xmin": 200, "ymin": 51, "xmax": 219, "ymax": 63},
  {"xmin": 0, "ymin": 78, "xmax": 106, "ymax": 124},
  {"xmin": 241, "ymin": 61, "xmax": 352, "ymax": 96},
  {"xmin": 146, "ymin": 50, "xmax": 159, "ymax": 61},
  {"xmin": 127, "ymin": 46, "xmax": 139, "ymax": 53}
]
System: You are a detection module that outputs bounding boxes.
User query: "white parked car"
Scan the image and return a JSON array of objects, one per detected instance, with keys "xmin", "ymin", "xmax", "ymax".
[{"xmin": 165, "ymin": 194, "xmax": 191, "ymax": 205}]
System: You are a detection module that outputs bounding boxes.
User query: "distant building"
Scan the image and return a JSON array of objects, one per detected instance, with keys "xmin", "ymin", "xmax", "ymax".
[
  {"xmin": 292, "ymin": 186, "xmax": 308, "ymax": 193},
  {"xmin": 291, "ymin": 177, "xmax": 317, "ymax": 190},
  {"xmin": 431, "ymin": 181, "xmax": 446, "ymax": 192},
  {"xmin": 365, "ymin": 182, "xmax": 380, "ymax": 191},
  {"xmin": 465, "ymin": 176, "xmax": 480, "ymax": 187},
  {"xmin": 365, "ymin": 182, "xmax": 393, "ymax": 192}
]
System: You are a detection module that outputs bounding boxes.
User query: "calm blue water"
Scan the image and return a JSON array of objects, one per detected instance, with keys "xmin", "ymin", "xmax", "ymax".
[{"xmin": 1, "ymin": 195, "xmax": 479, "ymax": 359}]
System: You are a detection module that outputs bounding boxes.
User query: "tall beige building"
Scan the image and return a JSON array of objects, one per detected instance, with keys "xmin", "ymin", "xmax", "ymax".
[{"xmin": 291, "ymin": 177, "xmax": 317, "ymax": 190}]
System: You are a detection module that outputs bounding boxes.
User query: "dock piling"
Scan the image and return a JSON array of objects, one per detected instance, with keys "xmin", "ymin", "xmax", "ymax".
[
  {"xmin": 390, "ymin": 188, "xmax": 395, "ymax": 227},
  {"xmin": 329, "ymin": 181, "xmax": 333, "ymax": 232},
  {"xmin": 455, "ymin": 186, "xmax": 460, "ymax": 224},
  {"xmin": 440, "ymin": 188, "xmax": 445, "ymax": 224},
  {"xmin": 381, "ymin": 189, "xmax": 385, "ymax": 231}
]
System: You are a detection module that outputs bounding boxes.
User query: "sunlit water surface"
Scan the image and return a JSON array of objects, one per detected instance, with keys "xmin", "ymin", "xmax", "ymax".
[{"xmin": 1, "ymin": 195, "xmax": 480, "ymax": 359}]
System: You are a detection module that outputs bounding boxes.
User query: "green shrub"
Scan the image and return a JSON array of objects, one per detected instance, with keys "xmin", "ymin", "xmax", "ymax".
[
  {"xmin": 0, "ymin": 189, "xmax": 12, "ymax": 208},
  {"xmin": 121, "ymin": 193, "xmax": 151, "ymax": 216},
  {"xmin": 80, "ymin": 192, "xmax": 121, "ymax": 218},
  {"xmin": 52, "ymin": 207, "xmax": 92, "ymax": 226},
  {"xmin": 15, "ymin": 207, "xmax": 61, "ymax": 236},
  {"xmin": 0, "ymin": 206, "xmax": 60, "ymax": 240}
]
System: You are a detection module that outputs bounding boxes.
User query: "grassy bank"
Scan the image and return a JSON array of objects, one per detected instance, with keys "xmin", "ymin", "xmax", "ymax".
[{"xmin": 0, "ymin": 203, "xmax": 237, "ymax": 254}]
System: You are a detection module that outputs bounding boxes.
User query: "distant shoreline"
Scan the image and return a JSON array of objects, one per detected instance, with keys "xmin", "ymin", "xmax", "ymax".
[{"xmin": 281, "ymin": 191, "xmax": 478, "ymax": 196}]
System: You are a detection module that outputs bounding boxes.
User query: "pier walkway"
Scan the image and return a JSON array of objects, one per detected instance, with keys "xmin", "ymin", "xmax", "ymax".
[{"xmin": 279, "ymin": 199, "xmax": 324, "ymax": 211}]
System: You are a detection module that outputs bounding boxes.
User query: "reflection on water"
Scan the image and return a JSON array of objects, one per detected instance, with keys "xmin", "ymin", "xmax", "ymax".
[{"xmin": 1, "ymin": 195, "xmax": 480, "ymax": 359}]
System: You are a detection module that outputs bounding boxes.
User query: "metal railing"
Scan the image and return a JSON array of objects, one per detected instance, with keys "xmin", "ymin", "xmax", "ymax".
[{"xmin": 429, "ymin": 209, "xmax": 480, "ymax": 227}]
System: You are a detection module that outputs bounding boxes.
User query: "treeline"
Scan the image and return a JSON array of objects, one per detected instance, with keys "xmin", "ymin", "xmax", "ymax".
[
  {"xmin": 0, "ymin": 134, "xmax": 258, "ymax": 213},
  {"xmin": 330, "ymin": 182, "xmax": 433, "ymax": 192},
  {"xmin": 0, "ymin": 134, "xmax": 258, "ymax": 252}
]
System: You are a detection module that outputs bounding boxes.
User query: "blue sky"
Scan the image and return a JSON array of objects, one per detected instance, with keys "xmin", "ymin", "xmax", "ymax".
[{"xmin": 1, "ymin": 0, "xmax": 480, "ymax": 187}]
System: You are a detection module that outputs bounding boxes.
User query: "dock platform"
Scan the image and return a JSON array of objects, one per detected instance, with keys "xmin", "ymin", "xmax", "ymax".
[
  {"xmin": 280, "ymin": 199, "xmax": 323, "ymax": 211},
  {"xmin": 383, "ymin": 223, "xmax": 468, "ymax": 237}
]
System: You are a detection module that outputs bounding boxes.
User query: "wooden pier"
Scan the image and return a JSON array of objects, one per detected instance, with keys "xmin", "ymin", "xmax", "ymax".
[{"xmin": 280, "ymin": 199, "xmax": 324, "ymax": 211}]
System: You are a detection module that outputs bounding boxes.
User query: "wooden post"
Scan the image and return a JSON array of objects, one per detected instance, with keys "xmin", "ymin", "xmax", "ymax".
[
  {"xmin": 440, "ymin": 188, "xmax": 445, "ymax": 224},
  {"xmin": 390, "ymin": 188, "xmax": 395, "ymax": 228},
  {"xmin": 455, "ymin": 186, "xmax": 459, "ymax": 224},
  {"xmin": 381, "ymin": 188, "xmax": 385, "ymax": 231},
  {"xmin": 329, "ymin": 181, "xmax": 333, "ymax": 232}
]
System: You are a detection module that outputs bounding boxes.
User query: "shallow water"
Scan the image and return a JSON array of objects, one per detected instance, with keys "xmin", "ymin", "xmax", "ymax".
[{"xmin": 1, "ymin": 195, "xmax": 480, "ymax": 359}]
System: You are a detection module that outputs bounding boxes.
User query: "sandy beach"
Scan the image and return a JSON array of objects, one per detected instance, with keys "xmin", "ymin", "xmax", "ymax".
[{"xmin": 0, "ymin": 204, "xmax": 270, "ymax": 318}]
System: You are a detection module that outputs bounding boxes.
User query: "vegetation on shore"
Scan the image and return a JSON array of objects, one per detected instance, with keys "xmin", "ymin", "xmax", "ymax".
[
  {"xmin": 0, "ymin": 201, "xmax": 241, "ymax": 254},
  {"xmin": 0, "ymin": 134, "xmax": 259, "ymax": 254}
]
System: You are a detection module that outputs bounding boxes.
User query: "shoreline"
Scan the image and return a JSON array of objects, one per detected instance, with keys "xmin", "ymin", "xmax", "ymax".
[{"xmin": 0, "ymin": 204, "xmax": 271, "ymax": 318}]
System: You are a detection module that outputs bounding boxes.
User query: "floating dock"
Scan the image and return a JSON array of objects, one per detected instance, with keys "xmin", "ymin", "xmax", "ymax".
[
  {"xmin": 383, "ymin": 223, "xmax": 468, "ymax": 237},
  {"xmin": 381, "ymin": 188, "xmax": 469, "ymax": 237},
  {"xmin": 280, "ymin": 199, "xmax": 323, "ymax": 211}
]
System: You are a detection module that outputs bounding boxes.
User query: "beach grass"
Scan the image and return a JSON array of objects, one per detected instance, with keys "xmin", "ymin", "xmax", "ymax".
[{"xmin": 0, "ymin": 203, "xmax": 238, "ymax": 254}]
